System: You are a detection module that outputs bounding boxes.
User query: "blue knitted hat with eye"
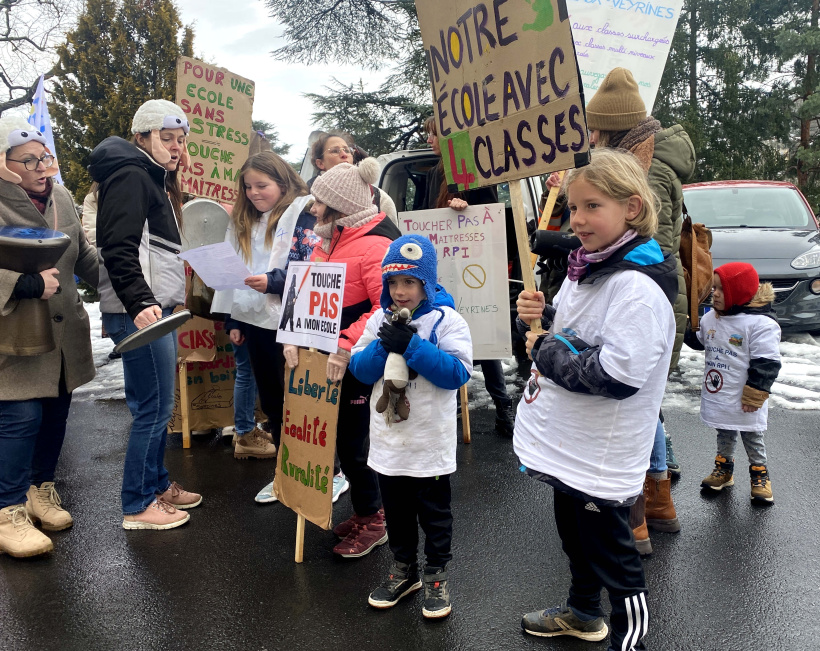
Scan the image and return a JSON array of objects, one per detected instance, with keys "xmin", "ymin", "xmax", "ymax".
[{"xmin": 380, "ymin": 234, "xmax": 438, "ymax": 310}]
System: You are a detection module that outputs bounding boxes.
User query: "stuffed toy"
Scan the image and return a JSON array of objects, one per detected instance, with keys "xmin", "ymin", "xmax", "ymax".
[{"xmin": 375, "ymin": 306, "xmax": 418, "ymax": 423}]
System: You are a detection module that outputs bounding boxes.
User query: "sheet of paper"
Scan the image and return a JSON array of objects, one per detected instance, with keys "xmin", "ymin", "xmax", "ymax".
[{"xmin": 178, "ymin": 242, "xmax": 252, "ymax": 291}]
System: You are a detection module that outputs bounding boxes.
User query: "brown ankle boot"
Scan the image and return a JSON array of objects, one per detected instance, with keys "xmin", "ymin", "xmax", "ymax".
[
  {"xmin": 629, "ymin": 493, "xmax": 652, "ymax": 556},
  {"xmin": 644, "ymin": 473, "xmax": 680, "ymax": 532}
]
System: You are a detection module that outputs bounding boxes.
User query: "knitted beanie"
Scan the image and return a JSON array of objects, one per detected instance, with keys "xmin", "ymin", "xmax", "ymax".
[
  {"xmin": 715, "ymin": 262, "xmax": 759, "ymax": 310},
  {"xmin": 311, "ymin": 158, "xmax": 380, "ymax": 217},
  {"xmin": 586, "ymin": 68, "xmax": 646, "ymax": 132},
  {"xmin": 131, "ymin": 99, "xmax": 190, "ymax": 134},
  {"xmin": 380, "ymin": 234, "xmax": 439, "ymax": 310}
]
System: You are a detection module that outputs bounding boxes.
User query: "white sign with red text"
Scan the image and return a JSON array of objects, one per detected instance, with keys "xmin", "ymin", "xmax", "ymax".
[{"xmin": 276, "ymin": 262, "xmax": 346, "ymax": 354}]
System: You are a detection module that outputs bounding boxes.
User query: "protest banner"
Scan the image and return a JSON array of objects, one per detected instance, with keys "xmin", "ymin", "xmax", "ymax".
[
  {"xmin": 273, "ymin": 350, "xmax": 340, "ymax": 536},
  {"xmin": 175, "ymin": 56, "xmax": 254, "ymax": 204},
  {"xmin": 415, "ymin": 0, "xmax": 590, "ymax": 192},
  {"xmin": 568, "ymin": 0, "xmax": 684, "ymax": 111},
  {"xmin": 276, "ymin": 262, "xmax": 347, "ymax": 354},
  {"xmin": 399, "ymin": 203, "xmax": 510, "ymax": 359},
  {"xmin": 169, "ymin": 319, "xmax": 235, "ymax": 436}
]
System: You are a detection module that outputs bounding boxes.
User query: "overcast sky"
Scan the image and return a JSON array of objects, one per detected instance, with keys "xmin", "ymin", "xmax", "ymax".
[{"xmin": 175, "ymin": 0, "xmax": 385, "ymax": 161}]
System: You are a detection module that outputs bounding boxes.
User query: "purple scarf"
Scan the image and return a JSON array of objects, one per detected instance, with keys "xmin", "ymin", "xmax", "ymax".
[{"xmin": 566, "ymin": 229, "xmax": 639, "ymax": 281}]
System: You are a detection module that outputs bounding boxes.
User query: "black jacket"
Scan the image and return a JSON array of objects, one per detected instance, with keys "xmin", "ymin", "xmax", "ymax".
[{"xmin": 89, "ymin": 137, "xmax": 185, "ymax": 319}]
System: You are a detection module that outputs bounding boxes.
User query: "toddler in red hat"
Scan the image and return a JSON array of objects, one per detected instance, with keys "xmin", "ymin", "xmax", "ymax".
[{"xmin": 691, "ymin": 262, "xmax": 782, "ymax": 503}]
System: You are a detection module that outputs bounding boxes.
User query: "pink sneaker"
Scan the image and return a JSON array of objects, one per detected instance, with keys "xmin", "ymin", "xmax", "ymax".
[
  {"xmin": 158, "ymin": 482, "xmax": 202, "ymax": 509},
  {"xmin": 332, "ymin": 510, "xmax": 388, "ymax": 558},
  {"xmin": 122, "ymin": 499, "xmax": 190, "ymax": 530}
]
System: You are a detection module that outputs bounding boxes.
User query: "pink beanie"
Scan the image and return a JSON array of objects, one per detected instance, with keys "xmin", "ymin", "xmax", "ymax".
[{"xmin": 311, "ymin": 158, "xmax": 380, "ymax": 217}]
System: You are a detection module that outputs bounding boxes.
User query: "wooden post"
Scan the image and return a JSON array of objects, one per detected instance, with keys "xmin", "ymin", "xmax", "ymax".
[
  {"xmin": 509, "ymin": 181, "xmax": 543, "ymax": 334},
  {"xmin": 178, "ymin": 361, "xmax": 191, "ymax": 449},
  {"xmin": 530, "ymin": 170, "xmax": 566, "ymax": 269},
  {"xmin": 295, "ymin": 514, "xmax": 306, "ymax": 563},
  {"xmin": 460, "ymin": 384, "xmax": 471, "ymax": 443}
]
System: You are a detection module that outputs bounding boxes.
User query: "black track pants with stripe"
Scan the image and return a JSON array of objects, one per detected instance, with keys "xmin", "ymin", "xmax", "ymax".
[{"xmin": 553, "ymin": 488, "xmax": 648, "ymax": 651}]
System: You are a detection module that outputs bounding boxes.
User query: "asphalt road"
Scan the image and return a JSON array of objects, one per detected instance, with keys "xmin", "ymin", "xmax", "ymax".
[{"xmin": 1, "ymin": 393, "xmax": 818, "ymax": 651}]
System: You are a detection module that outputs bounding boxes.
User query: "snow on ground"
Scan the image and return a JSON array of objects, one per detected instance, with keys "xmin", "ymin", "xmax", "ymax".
[{"xmin": 77, "ymin": 302, "xmax": 820, "ymax": 412}]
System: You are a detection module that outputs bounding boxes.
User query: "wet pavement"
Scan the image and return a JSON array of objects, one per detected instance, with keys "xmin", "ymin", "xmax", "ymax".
[{"xmin": 1, "ymin": 391, "xmax": 819, "ymax": 651}]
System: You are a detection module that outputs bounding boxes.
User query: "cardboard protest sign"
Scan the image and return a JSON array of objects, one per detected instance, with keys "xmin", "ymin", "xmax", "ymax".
[
  {"xmin": 177, "ymin": 314, "xmax": 218, "ymax": 363},
  {"xmin": 399, "ymin": 203, "xmax": 510, "ymax": 358},
  {"xmin": 175, "ymin": 56, "xmax": 254, "ymax": 204},
  {"xmin": 416, "ymin": 0, "xmax": 589, "ymax": 191},
  {"xmin": 276, "ymin": 262, "xmax": 347, "ymax": 354},
  {"xmin": 273, "ymin": 350, "xmax": 340, "ymax": 530},
  {"xmin": 568, "ymin": 0, "xmax": 684, "ymax": 111},
  {"xmin": 169, "ymin": 319, "xmax": 235, "ymax": 432}
]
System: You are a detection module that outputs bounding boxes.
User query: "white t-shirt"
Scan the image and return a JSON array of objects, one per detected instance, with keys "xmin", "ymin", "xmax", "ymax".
[
  {"xmin": 696, "ymin": 310, "xmax": 781, "ymax": 431},
  {"xmin": 352, "ymin": 305, "xmax": 472, "ymax": 478},
  {"xmin": 514, "ymin": 270, "xmax": 675, "ymax": 502}
]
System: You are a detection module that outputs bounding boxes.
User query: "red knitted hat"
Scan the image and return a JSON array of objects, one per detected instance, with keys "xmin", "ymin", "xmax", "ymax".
[{"xmin": 715, "ymin": 262, "xmax": 759, "ymax": 309}]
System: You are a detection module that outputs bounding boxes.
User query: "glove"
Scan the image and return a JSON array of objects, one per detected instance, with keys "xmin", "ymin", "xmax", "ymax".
[
  {"xmin": 283, "ymin": 344, "xmax": 299, "ymax": 369},
  {"xmin": 378, "ymin": 322, "xmax": 416, "ymax": 355},
  {"xmin": 326, "ymin": 348, "xmax": 351, "ymax": 382}
]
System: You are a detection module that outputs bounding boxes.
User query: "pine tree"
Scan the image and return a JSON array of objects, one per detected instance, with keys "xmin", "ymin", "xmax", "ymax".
[
  {"xmin": 52, "ymin": 0, "xmax": 194, "ymax": 197},
  {"xmin": 251, "ymin": 120, "xmax": 292, "ymax": 158}
]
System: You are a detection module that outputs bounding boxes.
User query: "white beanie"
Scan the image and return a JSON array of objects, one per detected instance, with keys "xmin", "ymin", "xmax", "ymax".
[
  {"xmin": 131, "ymin": 99, "xmax": 190, "ymax": 135},
  {"xmin": 311, "ymin": 158, "xmax": 381, "ymax": 216}
]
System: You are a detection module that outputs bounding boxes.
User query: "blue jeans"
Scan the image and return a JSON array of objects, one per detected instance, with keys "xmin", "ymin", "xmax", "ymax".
[
  {"xmin": 232, "ymin": 339, "xmax": 257, "ymax": 435},
  {"xmin": 0, "ymin": 385, "xmax": 72, "ymax": 509},
  {"xmin": 648, "ymin": 417, "xmax": 667, "ymax": 474},
  {"xmin": 102, "ymin": 310, "xmax": 176, "ymax": 515}
]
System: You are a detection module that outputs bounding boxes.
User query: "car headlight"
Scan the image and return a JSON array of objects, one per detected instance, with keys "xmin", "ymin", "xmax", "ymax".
[{"xmin": 791, "ymin": 248, "xmax": 820, "ymax": 269}]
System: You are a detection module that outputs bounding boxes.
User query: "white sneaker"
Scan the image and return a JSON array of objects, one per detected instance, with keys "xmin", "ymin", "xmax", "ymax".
[
  {"xmin": 332, "ymin": 473, "xmax": 350, "ymax": 503},
  {"xmin": 255, "ymin": 481, "xmax": 278, "ymax": 503}
]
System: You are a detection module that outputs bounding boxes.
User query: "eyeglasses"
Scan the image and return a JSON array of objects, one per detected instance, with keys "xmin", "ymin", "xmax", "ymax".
[
  {"xmin": 7, "ymin": 154, "xmax": 55, "ymax": 171},
  {"xmin": 324, "ymin": 147, "xmax": 353, "ymax": 156}
]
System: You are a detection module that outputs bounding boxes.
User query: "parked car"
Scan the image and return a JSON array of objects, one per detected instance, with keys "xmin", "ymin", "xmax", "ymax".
[{"xmin": 682, "ymin": 180, "xmax": 820, "ymax": 332}]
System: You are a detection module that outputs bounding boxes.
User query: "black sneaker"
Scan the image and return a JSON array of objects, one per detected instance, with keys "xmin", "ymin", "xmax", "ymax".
[
  {"xmin": 368, "ymin": 561, "xmax": 422, "ymax": 609},
  {"xmin": 521, "ymin": 600, "xmax": 608, "ymax": 640},
  {"xmin": 422, "ymin": 566, "xmax": 451, "ymax": 619}
]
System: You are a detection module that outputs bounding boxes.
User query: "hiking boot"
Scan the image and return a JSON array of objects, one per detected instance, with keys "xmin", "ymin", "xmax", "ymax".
[
  {"xmin": 332, "ymin": 510, "xmax": 388, "ymax": 558},
  {"xmin": 750, "ymin": 465, "xmax": 774, "ymax": 504},
  {"xmin": 0, "ymin": 504, "xmax": 53, "ymax": 557},
  {"xmin": 332, "ymin": 473, "xmax": 350, "ymax": 504},
  {"xmin": 368, "ymin": 561, "xmax": 422, "ymax": 609},
  {"xmin": 629, "ymin": 493, "xmax": 652, "ymax": 556},
  {"xmin": 644, "ymin": 474, "xmax": 680, "ymax": 532},
  {"xmin": 158, "ymin": 481, "xmax": 202, "ymax": 509},
  {"xmin": 255, "ymin": 481, "xmax": 278, "ymax": 503},
  {"xmin": 234, "ymin": 427, "xmax": 277, "ymax": 460},
  {"xmin": 665, "ymin": 433, "xmax": 681, "ymax": 478},
  {"xmin": 122, "ymin": 499, "xmax": 190, "ymax": 530},
  {"xmin": 521, "ymin": 600, "xmax": 608, "ymax": 640},
  {"xmin": 422, "ymin": 566, "xmax": 452, "ymax": 619},
  {"xmin": 332, "ymin": 507, "xmax": 384, "ymax": 538},
  {"xmin": 494, "ymin": 400, "xmax": 515, "ymax": 438},
  {"xmin": 701, "ymin": 455, "xmax": 734, "ymax": 491},
  {"xmin": 26, "ymin": 482, "xmax": 73, "ymax": 531}
]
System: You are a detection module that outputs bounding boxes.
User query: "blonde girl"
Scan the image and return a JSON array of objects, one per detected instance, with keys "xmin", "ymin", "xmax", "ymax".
[{"xmin": 514, "ymin": 148, "xmax": 677, "ymax": 651}]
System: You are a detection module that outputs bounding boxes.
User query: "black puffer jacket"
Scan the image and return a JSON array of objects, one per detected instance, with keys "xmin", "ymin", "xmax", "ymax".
[{"xmin": 89, "ymin": 137, "xmax": 185, "ymax": 319}]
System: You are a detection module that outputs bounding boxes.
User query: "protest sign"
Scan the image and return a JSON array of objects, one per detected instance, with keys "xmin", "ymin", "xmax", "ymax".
[
  {"xmin": 273, "ymin": 350, "xmax": 340, "ymax": 530},
  {"xmin": 568, "ymin": 0, "xmax": 684, "ymax": 112},
  {"xmin": 177, "ymin": 314, "xmax": 218, "ymax": 363},
  {"xmin": 175, "ymin": 56, "xmax": 254, "ymax": 204},
  {"xmin": 415, "ymin": 0, "xmax": 590, "ymax": 191},
  {"xmin": 169, "ymin": 319, "xmax": 235, "ymax": 433},
  {"xmin": 276, "ymin": 262, "xmax": 347, "ymax": 355},
  {"xmin": 399, "ymin": 203, "xmax": 510, "ymax": 358}
]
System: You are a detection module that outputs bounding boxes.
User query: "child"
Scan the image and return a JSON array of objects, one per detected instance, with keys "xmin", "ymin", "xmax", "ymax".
[
  {"xmin": 349, "ymin": 234, "xmax": 472, "ymax": 619},
  {"xmin": 515, "ymin": 148, "xmax": 677, "ymax": 650},
  {"xmin": 211, "ymin": 151, "xmax": 319, "ymax": 468},
  {"xmin": 695, "ymin": 262, "xmax": 781, "ymax": 503}
]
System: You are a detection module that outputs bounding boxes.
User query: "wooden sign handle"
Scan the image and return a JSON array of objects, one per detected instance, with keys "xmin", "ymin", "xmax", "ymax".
[
  {"xmin": 459, "ymin": 384, "xmax": 471, "ymax": 443},
  {"xmin": 178, "ymin": 360, "xmax": 191, "ymax": 449},
  {"xmin": 509, "ymin": 182, "xmax": 543, "ymax": 335},
  {"xmin": 295, "ymin": 514, "xmax": 305, "ymax": 563},
  {"xmin": 529, "ymin": 170, "xmax": 566, "ymax": 269}
]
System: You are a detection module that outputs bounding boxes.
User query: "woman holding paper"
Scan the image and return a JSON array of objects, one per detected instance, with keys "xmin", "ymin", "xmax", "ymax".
[
  {"xmin": 90, "ymin": 99, "xmax": 200, "ymax": 531},
  {"xmin": 211, "ymin": 151, "xmax": 319, "ymax": 466},
  {"xmin": 420, "ymin": 116, "xmax": 516, "ymax": 439}
]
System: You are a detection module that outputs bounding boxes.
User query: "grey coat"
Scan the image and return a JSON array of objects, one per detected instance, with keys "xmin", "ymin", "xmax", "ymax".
[{"xmin": 0, "ymin": 180, "xmax": 99, "ymax": 400}]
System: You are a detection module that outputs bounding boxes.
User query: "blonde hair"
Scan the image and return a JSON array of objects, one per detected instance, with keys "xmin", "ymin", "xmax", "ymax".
[
  {"xmin": 232, "ymin": 151, "xmax": 308, "ymax": 264},
  {"xmin": 563, "ymin": 148, "xmax": 658, "ymax": 237}
]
